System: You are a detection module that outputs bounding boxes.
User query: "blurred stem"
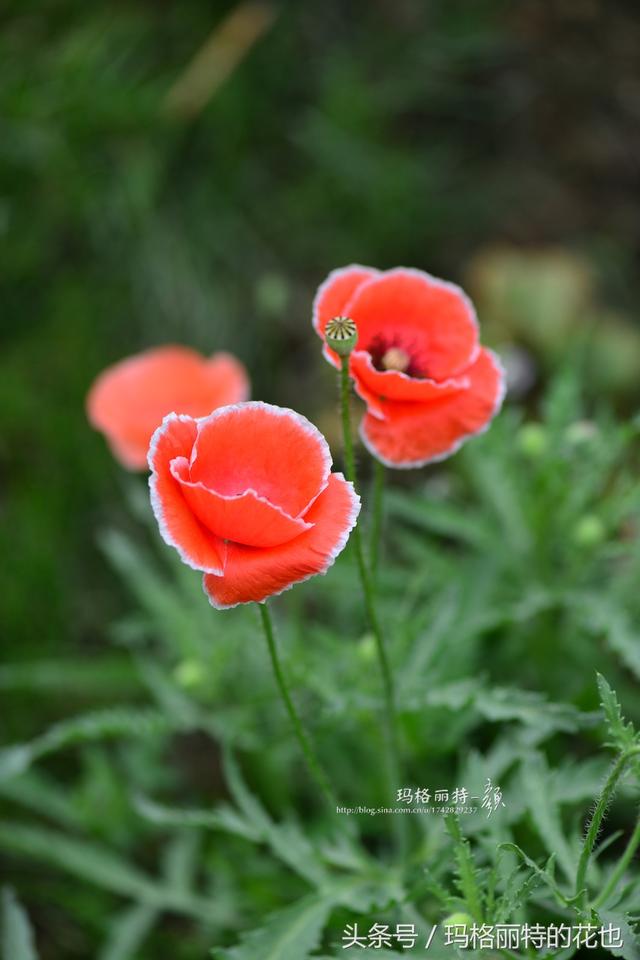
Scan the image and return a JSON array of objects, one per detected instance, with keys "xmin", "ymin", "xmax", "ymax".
[
  {"xmin": 257, "ymin": 602, "xmax": 336, "ymax": 808},
  {"xmin": 339, "ymin": 360, "xmax": 405, "ymax": 853},
  {"xmin": 575, "ymin": 747, "xmax": 640, "ymax": 905},
  {"xmin": 370, "ymin": 459, "xmax": 385, "ymax": 577},
  {"xmin": 594, "ymin": 813, "xmax": 640, "ymax": 908}
]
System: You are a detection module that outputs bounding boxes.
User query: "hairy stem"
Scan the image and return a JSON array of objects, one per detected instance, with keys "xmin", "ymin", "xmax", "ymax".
[
  {"xmin": 575, "ymin": 747, "xmax": 640, "ymax": 904},
  {"xmin": 258, "ymin": 602, "xmax": 336, "ymax": 808},
  {"xmin": 339, "ymin": 361, "xmax": 405, "ymax": 850},
  {"xmin": 594, "ymin": 812, "xmax": 640, "ymax": 908}
]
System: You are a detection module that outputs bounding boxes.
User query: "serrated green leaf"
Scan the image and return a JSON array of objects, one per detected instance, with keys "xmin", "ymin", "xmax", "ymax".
[
  {"xmin": 213, "ymin": 893, "xmax": 331, "ymax": 960},
  {"xmin": 597, "ymin": 674, "xmax": 639, "ymax": 755},
  {"xmin": 492, "ymin": 865, "xmax": 542, "ymax": 923},
  {"xmin": 445, "ymin": 817, "xmax": 484, "ymax": 922},
  {"xmin": 498, "ymin": 843, "xmax": 568, "ymax": 905},
  {"xmin": 474, "ymin": 686, "xmax": 595, "ymax": 736},
  {"xmin": 598, "ymin": 910, "xmax": 640, "ymax": 960},
  {"xmin": 1, "ymin": 888, "xmax": 38, "ymax": 960}
]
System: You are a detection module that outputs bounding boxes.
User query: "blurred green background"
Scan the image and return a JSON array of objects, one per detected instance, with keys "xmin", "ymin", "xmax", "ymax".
[{"xmin": 2, "ymin": 2, "xmax": 640, "ymax": 956}]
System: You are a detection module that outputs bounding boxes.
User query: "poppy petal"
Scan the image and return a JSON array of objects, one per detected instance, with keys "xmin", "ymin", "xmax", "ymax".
[
  {"xmin": 87, "ymin": 345, "xmax": 250, "ymax": 470},
  {"xmin": 148, "ymin": 414, "xmax": 226, "ymax": 574},
  {"xmin": 190, "ymin": 402, "xmax": 331, "ymax": 518},
  {"xmin": 202, "ymin": 473, "xmax": 360, "ymax": 609},
  {"xmin": 360, "ymin": 348, "xmax": 506, "ymax": 468},
  {"xmin": 170, "ymin": 456, "xmax": 313, "ymax": 547},
  {"xmin": 313, "ymin": 265, "xmax": 379, "ymax": 368},
  {"xmin": 350, "ymin": 350, "xmax": 469, "ymax": 420},
  {"xmin": 204, "ymin": 352, "xmax": 250, "ymax": 406},
  {"xmin": 347, "ymin": 268, "xmax": 479, "ymax": 380}
]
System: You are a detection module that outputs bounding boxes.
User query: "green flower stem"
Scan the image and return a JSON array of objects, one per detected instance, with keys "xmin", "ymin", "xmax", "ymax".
[
  {"xmin": 594, "ymin": 812, "xmax": 640, "ymax": 908},
  {"xmin": 257, "ymin": 602, "xmax": 336, "ymax": 809},
  {"xmin": 339, "ymin": 360, "xmax": 404, "ymax": 848},
  {"xmin": 575, "ymin": 746, "xmax": 640, "ymax": 904},
  {"xmin": 370, "ymin": 458, "xmax": 385, "ymax": 577}
]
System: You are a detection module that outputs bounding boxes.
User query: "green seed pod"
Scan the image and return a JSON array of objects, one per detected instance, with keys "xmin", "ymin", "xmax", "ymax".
[{"xmin": 325, "ymin": 316, "xmax": 358, "ymax": 357}]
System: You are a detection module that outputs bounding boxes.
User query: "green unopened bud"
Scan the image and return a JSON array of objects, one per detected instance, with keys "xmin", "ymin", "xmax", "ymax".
[
  {"xmin": 517, "ymin": 422, "xmax": 548, "ymax": 459},
  {"xmin": 173, "ymin": 658, "xmax": 205, "ymax": 690},
  {"xmin": 443, "ymin": 912, "xmax": 474, "ymax": 929},
  {"xmin": 357, "ymin": 633, "xmax": 377, "ymax": 664},
  {"xmin": 572, "ymin": 514, "xmax": 605, "ymax": 548},
  {"xmin": 325, "ymin": 316, "xmax": 358, "ymax": 357}
]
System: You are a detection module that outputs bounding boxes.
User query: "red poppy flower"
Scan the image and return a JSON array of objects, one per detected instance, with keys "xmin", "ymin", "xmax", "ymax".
[
  {"xmin": 87, "ymin": 345, "xmax": 250, "ymax": 470},
  {"xmin": 313, "ymin": 266, "xmax": 505, "ymax": 467},
  {"xmin": 148, "ymin": 402, "xmax": 360, "ymax": 609}
]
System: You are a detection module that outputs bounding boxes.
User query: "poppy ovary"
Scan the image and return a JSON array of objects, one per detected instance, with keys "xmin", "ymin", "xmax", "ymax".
[
  {"xmin": 325, "ymin": 316, "xmax": 358, "ymax": 357},
  {"xmin": 380, "ymin": 347, "xmax": 410, "ymax": 373}
]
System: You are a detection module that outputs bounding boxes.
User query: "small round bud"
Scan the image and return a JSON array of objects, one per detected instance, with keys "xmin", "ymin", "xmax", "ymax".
[
  {"xmin": 357, "ymin": 633, "xmax": 377, "ymax": 664},
  {"xmin": 517, "ymin": 422, "xmax": 547, "ymax": 459},
  {"xmin": 325, "ymin": 316, "xmax": 358, "ymax": 357},
  {"xmin": 173, "ymin": 658, "xmax": 205, "ymax": 690},
  {"xmin": 572, "ymin": 514, "xmax": 606, "ymax": 548}
]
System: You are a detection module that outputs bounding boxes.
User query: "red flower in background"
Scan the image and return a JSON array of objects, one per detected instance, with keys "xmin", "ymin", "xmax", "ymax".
[
  {"xmin": 148, "ymin": 402, "xmax": 360, "ymax": 609},
  {"xmin": 87, "ymin": 345, "xmax": 249, "ymax": 469},
  {"xmin": 313, "ymin": 266, "xmax": 505, "ymax": 467}
]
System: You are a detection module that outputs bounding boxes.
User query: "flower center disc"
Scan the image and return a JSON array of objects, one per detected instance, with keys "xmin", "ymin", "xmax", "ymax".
[{"xmin": 380, "ymin": 347, "xmax": 410, "ymax": 373}]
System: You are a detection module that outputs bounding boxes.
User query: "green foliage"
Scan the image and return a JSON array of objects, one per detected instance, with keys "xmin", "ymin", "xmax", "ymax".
[
  {"xmin": 1, "ymin": 889, "xmax": 39, "ymax": 960},
  {"xmin": 212, "ymin": 894, "xmax": 332, "ymax": 960}
]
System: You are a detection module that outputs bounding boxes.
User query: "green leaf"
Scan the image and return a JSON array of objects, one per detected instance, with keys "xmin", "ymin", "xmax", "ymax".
[
  {"xmin": 598, "ymin": 910, "xmax": 640, "ymax": 960},
  {"xmin": 597, "ymin": 674, "xmax": 639, "ymax": 755},
  {"xmin": 0, "ymin": 770, "xmax": 82, "ymax": 828},
  {"xmin": 473, "ymin": 686, "xmax": 595, "ymax": 737},
  {"xmin": 98, "ymin": 904, "xmax": 158, "ymax": 960},
  {"xmin": 0, "ymin": 707, "xmax": 170, "ymax": 783},
  {"xmin": 134, "ymin": 793, "xmax": 260, "ymax": 843},
  {"xmin": 213, "ymin": 893, "xmax": 331, "ymax": 960},
  {"xmin": 520, "ymin": 752, "xmax": 577, "ymax": 881},
  {"xmin": 445, "ymin": 816, "xmax": 484, "ymax": 922},
  {"xmin": 1, "ymin": 888, "xmax": 38, "ymax": 960},
  {"xmin": 0, "ymin": 658, "xmax": 138, "ymax": 696},
  {"xmin": 222, "ymin": 751, "xmax": 328, "ymax": 888},
  {"xmin": 498, "ymin": 843, "xmax": 567, "ymax": 906},
  {"xmin": 492, "ymin": 865, "xmax": 542, "ymax": 923},
  {"xmin": 385, "ymin": 489, "xmax": 493, "ymax": 550},
  {"xmin": 0, "ymin": 822, "xmax": 209, "ymax": 919}
]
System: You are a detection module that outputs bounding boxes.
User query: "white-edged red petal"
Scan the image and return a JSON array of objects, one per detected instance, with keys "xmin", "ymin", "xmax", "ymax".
[
  {"xmin": 170, "ymin": 456, "xmax": 313, "ymax": 547},
  {"xmin": 148, "ymin": 414, "xmax": 226, "ymax": 574},
  {"xmin": 190, "ymin": 401, "xmax": 331, "ymax": 518},
  {"xmin": 202, "ymin": 473, "xmax": 360, "ymax": 609},
  {"xmin": 360, "ymin": 348, "xmax": 506, "ymax": 468}
]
